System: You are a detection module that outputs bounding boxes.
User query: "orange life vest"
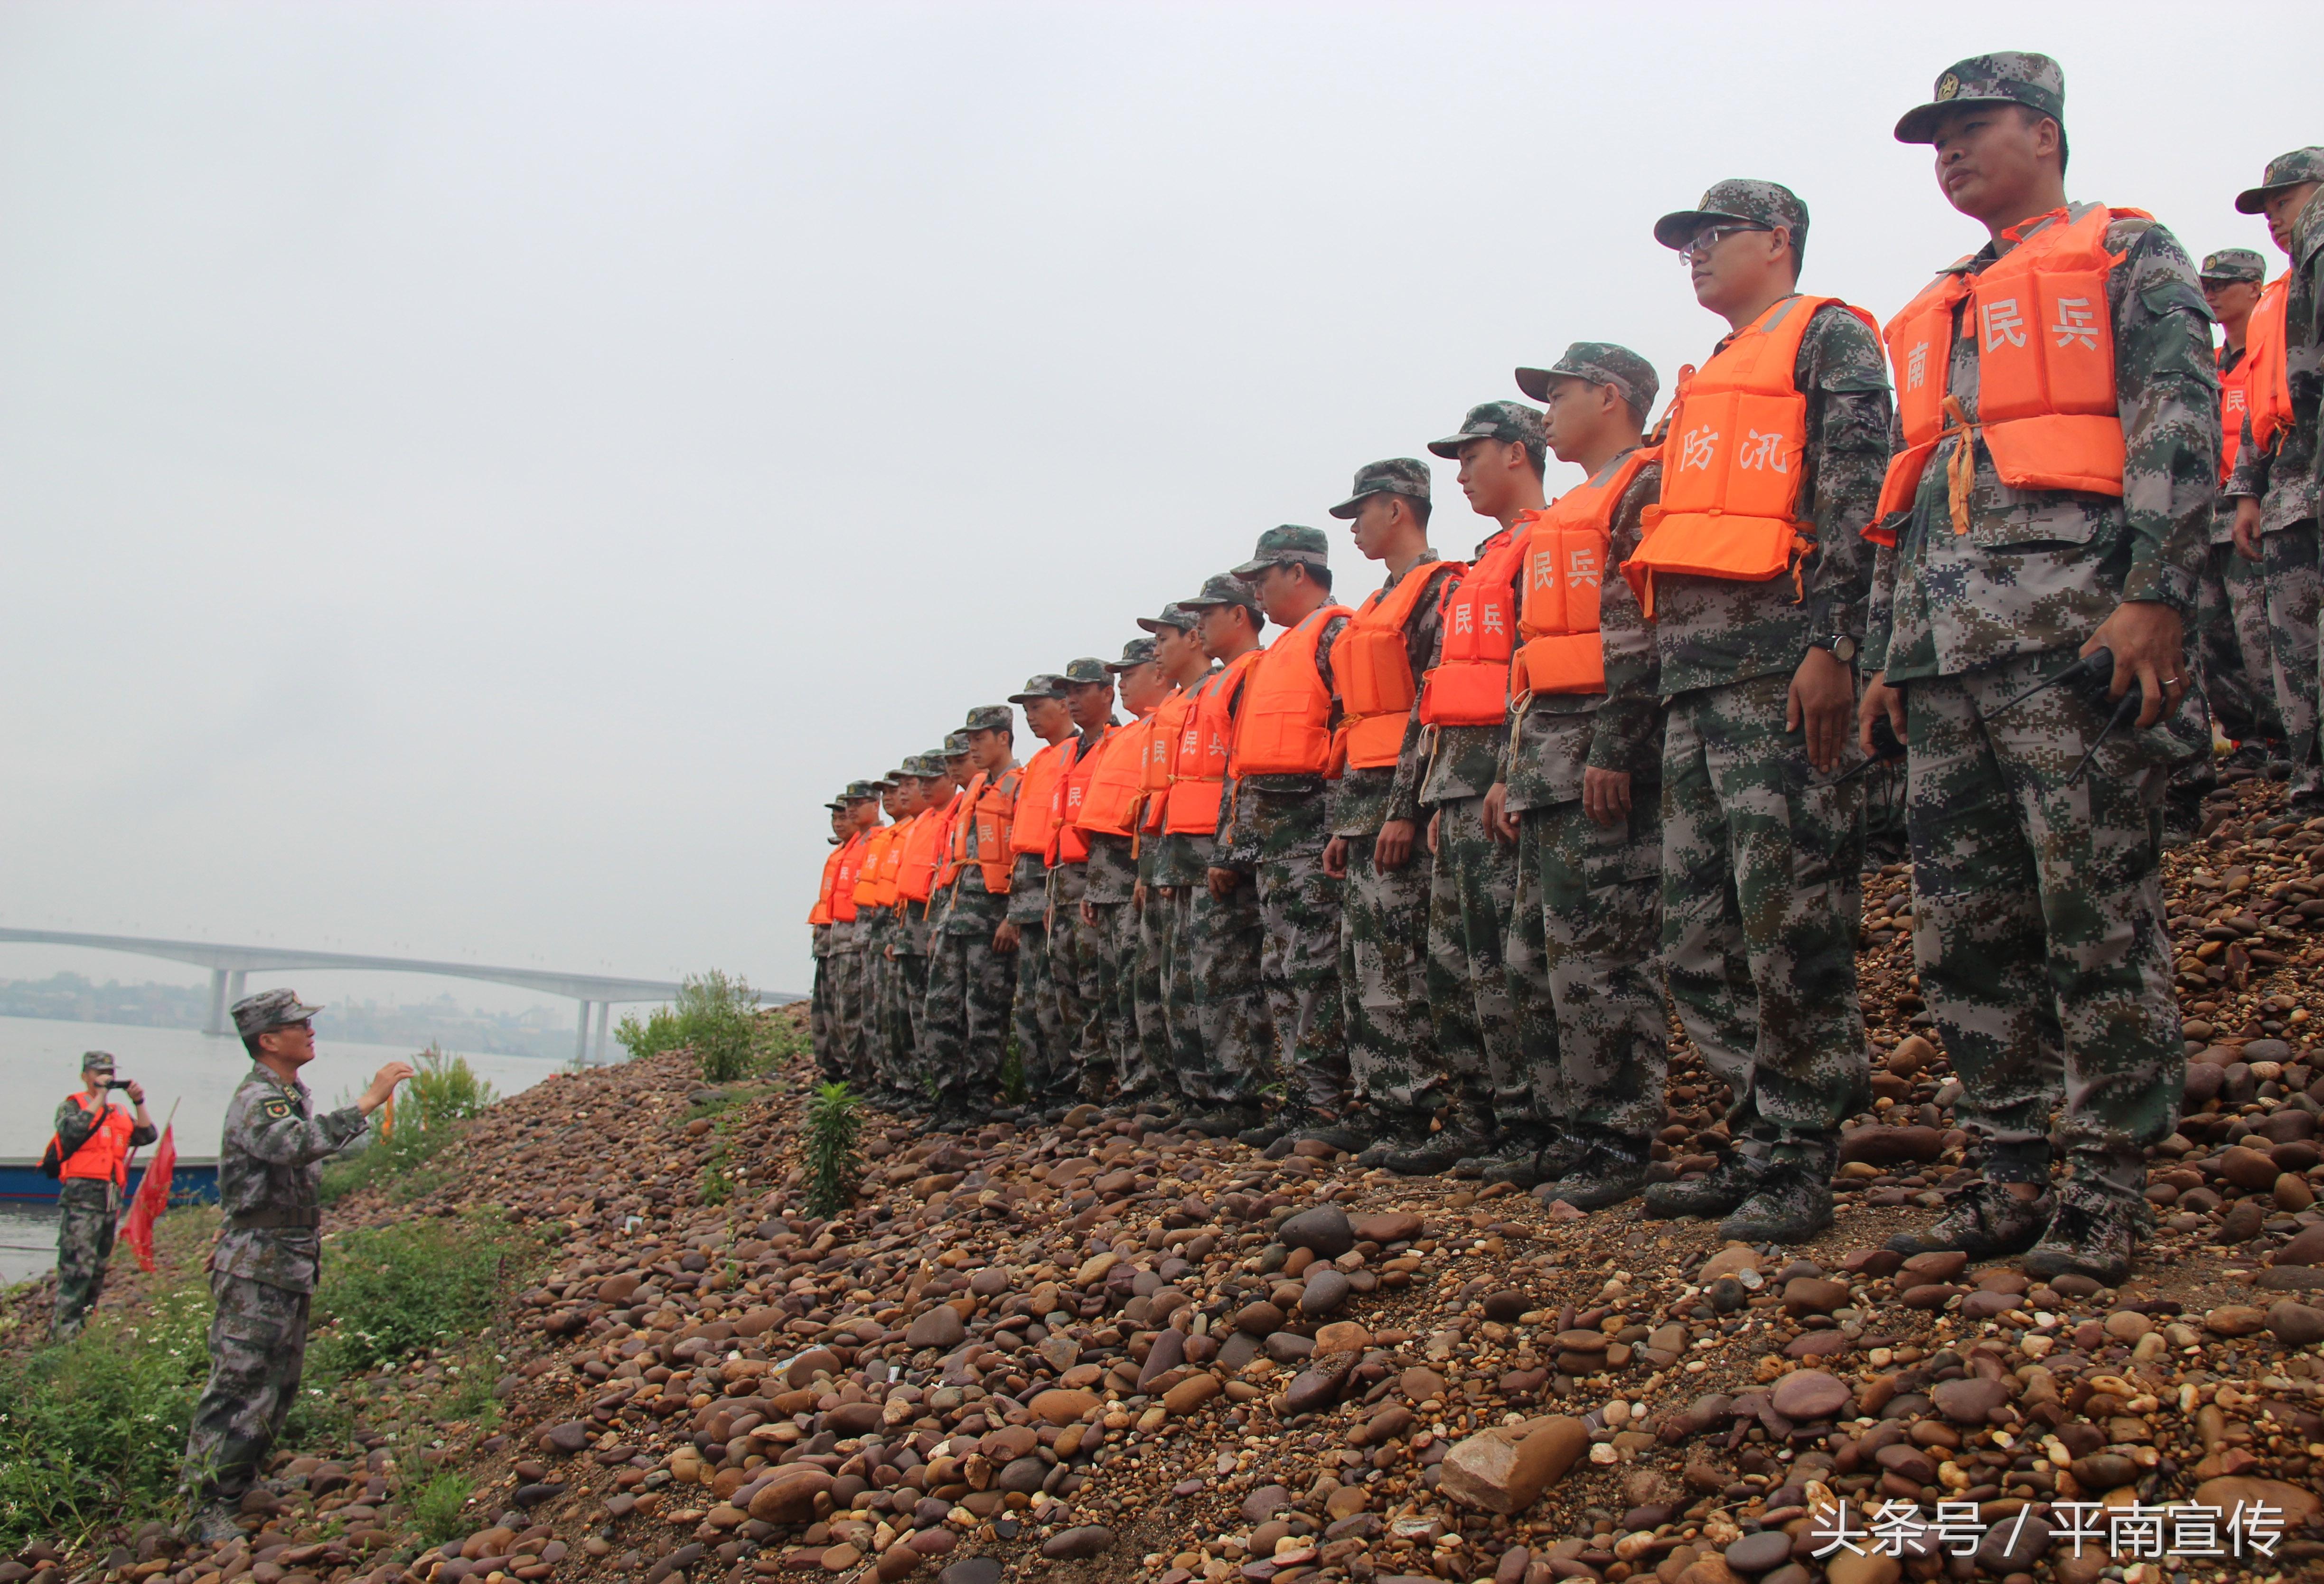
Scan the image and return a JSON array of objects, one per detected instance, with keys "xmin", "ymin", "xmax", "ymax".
[
  {"xmin": 55, "ymin": 1092, "xmax": 135, "ymax": 1188},
  {"xmin": 1228, "ymin": 604, "xmax": 1354, "ymax": 777},
  {"xmin": 1010, "ymin": 740, "xmax": 1073, "ymax": 858},
  {"xmin": 1517, "ymin": 448, "xmax": 1657, "ymax": 697},
  {"xmin": 2243, "ymin": 276, "xmax": 2295, "ymax": 458},
  {"xmin": 1623, "ymin": 293, "xmax": 1868, "ymax": 607},
  {"xmin": 1077, "ymin": 710, "xmax": 1159, "ymax": 837},
  {"xmin": 945, "ymin": 770, "xmax": 1018, "ymax": 893},
  {"xmin": 2219, "ymin": 340, "xmax": 2251, "ymax": 485},
  {"xmin": 1871, "ymin": 207, "xmax": 2146, "ymax": 537},
  {"xmin": 1335, "ymin": 563, "xmax": 1459, "ymax": 770},
  {"xmin": 871, "ymin": 814, "xmax": 913, "ymax": 907},
  {"xmin": 829, "ymin": 831, "xmax": 869, "ymax": 923},
  {"xmin": 1164, "ymin": 650, "xmax": 1265, "ymax": 834},
  {"xmin": 1419, "ymin": 528, "xmax": 1529, "ymax": 726},
  {"xmin": 809, "ymin": 844, "xmax": 845, "ymax": 926},
  {"xmin": 1050, "ymin": 731, "xmax": 1113, "ymax": 863},
  {"xmin": 896, "ymin": 798, "xmax": 952, "ymax": 904},
  {"xmin": 1142, "ymin": 687, "xmax": 1196, "ymax": 833},
  {"xmin": 853, "ymin": 824, "xmax": 900, "ymax": 911}
]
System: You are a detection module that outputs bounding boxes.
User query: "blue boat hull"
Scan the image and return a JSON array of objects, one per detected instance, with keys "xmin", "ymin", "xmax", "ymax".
[{"xmin": 0, "ymin": 1158, "xmax": 219, "ymax": 1204}]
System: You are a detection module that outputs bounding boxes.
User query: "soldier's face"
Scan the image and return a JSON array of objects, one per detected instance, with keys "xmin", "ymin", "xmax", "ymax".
[
  {"xmin": 967, "ymin": 727, "xmax": 1012, "ymax": 772},
  {"xmin": 2202, "ymin": 279, "xmax": 2262, "ymax": 327},
  {"xmin": 1194, "ymin": 605, "xmax": 1246, "ymax": 660},
  {"xmin": 1455, "ymin": 438, "xmax": 1525, "ymax": 518},
  {"xmin": 1154, "ymin": 623, "xmax": 1203, "ymax": 675},
  {"xmin": 829, "ymin": 811, "xmax": 849, "ymax": 840},
  {"xmin": 1250, "ymin": 563, "xmax": 1311, "ymax": 625},
  {"xmin": 1022, "ymin": 696, "xmax": 1071, "ymax": 738},
  {"xmin": 1348, "ymin": 495, "xmax": 1401, "ymax": 562},
  {"xmin": 1928, "ymin": 106, "xmax": 2055, "ymax": 225},
  {"xmin": 258, "ymin": 1021, "xmax": 316, "ymax": 1070},
  {"xmin": 917, "ymin": 773, "xmax": 953, "ymax": 804},
  {"xmin": 1118, "ymin": 661, "xmax": 1169, "ymax": 715},
  {"xmin": 851, "ymin": 800, "xmax": 881, "ymax": 831},
  {"xmin": 889, "ymin": 782, "xmax": 922, "ymax": 818},
  {"xmin": 2265, "ymin": 183, "xmax": 2319, "ymax": 255},
  {"xmin": 1540, "ymin": 377, "xmax": 1615, "ymax": 465},
  {"xmin": 1065, "ymin": 680, "xmax": 1115, "ymax": 729}
]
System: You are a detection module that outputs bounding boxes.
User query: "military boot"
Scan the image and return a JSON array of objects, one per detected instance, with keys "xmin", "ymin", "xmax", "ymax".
[
  {"xmin": 1481, "ymin": 1131, "xmax": 1588, "ymax": 1191},
  {"xmin": 1356, "ymin": 1111, "xmax": 1434, "ymax": 1170},
  {"xmin": 1384, "ymin": 1118, "xmax": 1494, "ymax": 1177},
  {"xmin": 1641, "ymin": 1150, "xmax": 1765, "ymax": 1219},
  {"xmin": 2022, "ymin": 1180, "xmax": 2144, "ymax": 1286},
  {"xmin": 1718, "ymin": 1156, "xmax": 1835, "ymax": 1245},
  {"xmin": 186, "ymin": 1501, "xmax": 244, "ymax": 1546},
  {"xmin": 1285, "ymin": 1110, "xmax": 1367, "ymax": 1155},
  {"xmin": 1184, "ymin": 1102, "xmax": 1263, "ymax": 1140},
  {"xmin": 1542, "ymin": 1137, "xmax": 1654, "ymax": 1211},
  {"xmin": 1886, "ymin": 1179, "xmax": 2053, "ymax": 1260}
]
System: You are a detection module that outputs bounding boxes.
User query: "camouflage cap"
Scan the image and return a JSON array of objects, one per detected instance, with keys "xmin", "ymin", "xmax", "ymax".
[
  {"xmin": 823, "ymin": 794, "xmax": 846, "ymax": 810},
  {"xmin": 1006, "ymin": 673, "xmax": 1067, "ymax": 705},
  {"xmin": 942, "ymin": 730, "xmax": 973, "ymax": 756},
  {"xmin": 1514, "ymin": 343, "xmax": 1661, "ymax": 418},
  {"xmin": 1178, "ymin": 571, "xmax": 1263, "ymax": 616},
  {"xmin": 81, "ymin": 1050, "xmax": 116, "ymax": 1074},
  {"xmin": 1106, "ymin": 636, "xmax": 1159, "ymax": 671},
  {"xmin": 1653, "ymin": 179, "xmax": 1809, "ymax": 253},
  {"xmin": 901, "ymin": 754, "xmax": 943, "ymax": 777},
  {"xmin": 963, "ymin": 705, "xmax": 1013, "ymax": 732},
  {"xmin": 1230, "ymin": 524, "xmax": 1330, "ymax": 578},
  {"xmin": 1326, "ymin": 458, "xmax": 1431, "ymax": 519},
  {"xmin": 1426, "ymin": 400, "xmax": 1546, "ymax": 459},
  {"xmin": 2199, "ymin": 247, "xmax": 2268, "ymax": 283},
  {"xmin": 2236, "ymin": 148, "xmax": 2324, "ymax": 215},
  {"xmin": 1134, "ymin": 602, "xmax": 1198, "ymax": 635},
  {"xmin": 880, "ymin": 769, "xmax": 907, "ymax": 787},
  {"xmin": 1061, "ymin": 657, "xmax": 1111, "ymax": 686},
  {"xmin": 232, "ymin": 987, "xmax": 324, "ymax": 1038},
  {"xmin": 1894, "ymin": 53, "xmax": 2065, "ymax": 144},
  {"xmin": 843, "ymin": 780, "xmax": 884, "ymax": 801}
]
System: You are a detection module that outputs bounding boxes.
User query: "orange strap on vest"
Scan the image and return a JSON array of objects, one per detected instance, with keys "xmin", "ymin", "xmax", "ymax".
[
  {"xmin": 829, "ymin": 833, "xmax": 865, "ymax": 923},
  {"xmin": 1419, "ymin": 530, "xmax": 1528, "ymax": 726},
  {"xmin": 1009, "ymin": 741, "xmax": 1071, "ymax": 858},
  {"xmin": 1164, "ymin": 650, "xmax": 1264, "ymax": 834},
  {"xmin": 56, "ymin": 1092, "xmax": 135, "ymax": 1188},
  {"xmin": 1051, "ymin": 731, "xmax": 1113, "ymax": 863},
  {"xmin": 2244, "ymin": 276, "xmax": 2295, "ymax": 458},
  {"xmin": 1517, "ymin": 448, "xmax": 1656, "ymax": 697},
  {"xmin": 1336, "ymin": 563, "xmax": 1459, "ymax": 770},
  {"xmin": 1228, "ymin": 604, "xmax": 1354, "ymax": 778},
  {"xmin": 1623, "ymin": 294, "xmax": 1866, "ymax": 611},
  {"xmin": 1872, "ymin": 207, "xmax": 2144, "ymax": 541},
  {"xmin": 1076, "ymin": 712, "xmax": 1158, "ymax": 838},
  {"xmin": 1142, "ymin": 689, "xmax": 1195, "ymax": 831},
  {"xmin": 809, "ymin": 844, "xmax": 845, "ymax": 925}
]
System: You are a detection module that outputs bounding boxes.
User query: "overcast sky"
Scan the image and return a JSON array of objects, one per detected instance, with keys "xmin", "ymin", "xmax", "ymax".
[{"xmin": 2, "ymin": 1, "xmax": 2317, "ymax": 1013}]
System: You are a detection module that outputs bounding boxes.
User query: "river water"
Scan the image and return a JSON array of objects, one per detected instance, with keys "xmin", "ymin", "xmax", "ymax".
[{"xmin": 0, "ymin": 1015, "xmax": 572, "ymax": 1285}]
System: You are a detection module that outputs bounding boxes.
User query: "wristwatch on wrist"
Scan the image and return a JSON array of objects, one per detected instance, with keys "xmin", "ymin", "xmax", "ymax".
[{"xmin": 1813, "ymin": 634, "xmax": 1858, "ymax": 664}]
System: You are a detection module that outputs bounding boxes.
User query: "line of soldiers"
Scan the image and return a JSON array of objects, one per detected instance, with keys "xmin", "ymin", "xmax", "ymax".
[{"xmin": 807, "ymin": 51, "xmax": 2322, "ymax": 1285}]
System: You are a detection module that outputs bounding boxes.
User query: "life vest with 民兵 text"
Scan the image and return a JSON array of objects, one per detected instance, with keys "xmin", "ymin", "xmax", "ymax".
[
  {"xmin": 2243, "ymin": 275, "xmax": 2295, "ymax": 459},
  {"xmin": 1332, "ymin": 563, "xmax": 1459, "ymax": 770},
  {"xmin": 896, "ymin": 797, "xmax": 953, "ymax": 904},
  {"xmin": 808, "ymin": 843, "xmax": 845, "ymax": 925},
  {"xmin": 829, "ymin": 832, "xmax": 867, "ymax": 923},
  {"xmin": 1075, "ymin": 711, "xmax": 1160, "ymax": 838},
  {"xmin": 1050, "ymin": 730, "xmax": 1114, "ymax": 863},
  {"xmin": 1228, "ymin": 603, "xmax": 1354, "ymax": 777},
  {"xmin": 1516, "ymin": 447, "xmax": 1658, "ymax": 697},
  {"xmin": 1008, "ymin": 740, "xmax": 1072, "ymax": 860},
  {"xmin": 1163, "ymin": 650, "xmax": 1265, "ymax": 834},
  {"xmin": 853, "ymin": 824, "xmax": 900, "ymax": 911},
  {"xmin": 944, "ymin": 769, "xmax": 1018, "ymax": 893},
  {"xmin": 1418, "ymin": 530, "xmax": 1528, "ymax": 726}
]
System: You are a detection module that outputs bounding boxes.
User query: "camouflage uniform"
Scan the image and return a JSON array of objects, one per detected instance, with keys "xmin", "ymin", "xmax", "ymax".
[
  {"xmin": 808, "ymin": 917, "xmax": 833, "ymax": 1071},
  {"xmin": 1869, "ymin": 184, "xmax": 2216, "ymax": 1193},
  {"xmin": 1144, "ymin": 661, "xmax": 1222, "ymax": 1104},
  {"xmin": 1496, "ymin": 377, "xmax": 1669, "ymax": 1143},
  {"xmin": 1079, "ymin": 827, "xmax": 1140, "ymax": 1096},
  {"xmin": 859, "ymin": 900, "xmax": 900, "ymax": 1092},
  {"xmin": 2227, "ymin": 160, "xmax": 2324, "ymax": 805},
  {"xmin": 823, "ymin": 919, "xmax": 862, "ymax": 1083},
  {"xmin": 1004, "ymin": 849, "xmax": 1061, "ymax": 1094},
  {"xmin": 1644, "ymin": 190, "xmax": 1889, "ymax": 1163},
  {"xmin": 50, "ymin": 1057, "xmax": 155, "ymax": 1338},
  {"xmin": 2187, "ymin": 255, "xmax": 2281, "ymax": 749},
  {"xmin": 924, "ymin": 838, "xmax": 1017, "ymax": 1111},
  {"xmin": 185, "ymin": 993, "xmax": 367, "ymax": 1516}
]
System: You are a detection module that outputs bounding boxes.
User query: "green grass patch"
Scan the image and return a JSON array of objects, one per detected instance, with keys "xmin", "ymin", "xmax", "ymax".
[
  {"xmin": 319, "ymin": 1048, "xmax": 496, "ymax": 1205},
  {"xmin": 618, "ymin": 972, "xmax": 804, "ymax": 1082},
  {"xmin": 309, "ymin": 1212, "xmax": 524, "ymax": 1377},
  {"xmin": 410, "ymin": 1470, "xmax": 475, "ymax": 1543}
]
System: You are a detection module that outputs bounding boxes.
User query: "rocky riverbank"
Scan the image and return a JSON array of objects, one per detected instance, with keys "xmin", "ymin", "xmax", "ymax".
[{"xmin": 5, "ymin": 778, "xmax": 2323, "ymax": 1584}]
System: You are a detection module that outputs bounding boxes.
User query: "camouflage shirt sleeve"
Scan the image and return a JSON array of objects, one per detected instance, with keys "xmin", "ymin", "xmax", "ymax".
[
  {"xmin": 1797, "ymin": 304, "xmax": 1894, "ymax": 656},
  {"xmin": 230, "ymin": 1088, "xmax": 369, "ymax": 1168},
  {"xmin": 54, "ymin": 1097, "xmax": 97, "ymax": 1159},
  {"xmin": 1214, "ymin": 673, "xmax": 1257, "ymax": 872},
  {"xmin": 2225, "ymin": 407, "xmax": 2268, "ymax": 502},
  {"xmin": 2110, "ymin": 220, "xmax": 2217, "ymax": 613},
  {"xmin": 1586, "ymin": 461, "xmax": 1665, "ymax": 775},
  {"xmin": 1382, "ymin": 567, "xmax": 1452, "ymax": 827}
]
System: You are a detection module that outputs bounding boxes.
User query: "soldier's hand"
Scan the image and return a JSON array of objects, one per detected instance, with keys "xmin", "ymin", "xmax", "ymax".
[
  {"xmin": 123, "ymin": 1080, "xmax": 147, "ymax": 1105},
  {"xmin": 1860, "ymin": 672, "xmax": 1907, "ymax": 759},
  {"xmin": 2085, "ymin": 600, "xmax": 2187, "ymax": 731},
  {"xmin": 993, "ymin": 921, "xmax": 1020, "ymax": 955},
  {"xmin": 1079, "ymin": 899, "xmax": 1098, "ymax": 929},
  {"xmin": 1321, "ymin": 836, "xmax": 1349, "ymax": 879},
  {"xmin": 1207, "ymin": 866, "xmax": 1240, "ymax": 901},
  {"xmin": 2232, "ymin": 498, "xmax": 2264, "ymax": 561},
  {"xmin": 1582, "ymin": 768, "xmax": 1632, "ymax": 829},
  {"xmin": 1789, "ymin": 646, "xmax": 1858, "ymax": 775},
  {"xmin": 1425, "ymin": 810, "xmax": 1440, "ymax": 856},
  {"xmin": 359, "ymin": 1062, "xmax": 416, "ymax": 1115},
  {"xmin": 1482, "ymin": 783, "xmax": 1518, "ymax": 844},
  {"xmin": 1373, "ymin": 820, "xmax": 1414, "ymax": 872}
]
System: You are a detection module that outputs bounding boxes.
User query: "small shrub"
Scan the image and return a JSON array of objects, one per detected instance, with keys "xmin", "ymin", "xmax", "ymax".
[
  {"xmin": 410, "ymin": 1471, "xmax": 474, "ymax": 1543},
  {"xmin": 803, "ymin": 1082, "xmax": 862, "ymax": 1219},
  {"xmin": 615, "ymin": 1005, "xmax": 683, "ymax": 1061},
  {"xmin": 318, "ymin": 1047, "xmax": 494, "ymax": 1204},
  {"xmin": 998, "ymin": 1039, "xmax": 1026, "ymax": 1105},
  {"xmin": 621, "ymin": 971, "xmax": 771, "ymax": 1080},
  {"xmin": 309, "ymin": 1214, "xmax": 508, "ymax": 1376},
  {"xmin": 406, "ymin": 1047, "xmax": 496, "ymax": 1126}
]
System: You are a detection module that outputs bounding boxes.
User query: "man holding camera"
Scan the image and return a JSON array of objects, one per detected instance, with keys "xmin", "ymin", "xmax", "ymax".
[{"xmin": 47, "ymin": 1050, "xmax": 157, "ymax": 1339}]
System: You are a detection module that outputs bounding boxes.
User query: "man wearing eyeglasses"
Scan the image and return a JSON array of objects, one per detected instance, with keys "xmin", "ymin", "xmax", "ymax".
[{"xmin": 1621, "ymin": 179, "xmax": 1891, "ymax": 1244}]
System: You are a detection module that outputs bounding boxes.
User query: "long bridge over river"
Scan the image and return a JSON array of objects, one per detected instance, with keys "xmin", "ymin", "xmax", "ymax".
[{"xmin": 0, "ymin": 929, "xmax": 797, "ymax": 1065}]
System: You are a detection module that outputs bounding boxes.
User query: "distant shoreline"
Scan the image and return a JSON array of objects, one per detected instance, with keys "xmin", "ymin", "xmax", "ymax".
[{"xmin": 0, "ymin": 1009, "xmax": 567, "ymax": 1060}]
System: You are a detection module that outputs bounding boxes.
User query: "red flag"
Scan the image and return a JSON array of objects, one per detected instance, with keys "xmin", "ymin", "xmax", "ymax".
[{"xmin": 120, "ymin": 1123, "xmax": 176, "ymax": 1273}]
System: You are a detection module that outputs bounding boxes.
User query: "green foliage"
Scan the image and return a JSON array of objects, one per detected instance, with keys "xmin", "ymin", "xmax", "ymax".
[
  {"xmin": 318, "ymin": 1047, "xmax": 496, "ymax": 1204},
  {"xmin": 308, "ymin": 1213, "xmax": 511, "ymax": 1377},
  {"xmin": 410, "ymin": 1471, "xmax": 475, "ymax": 1543},
  {"xmin": 614, "ymin": 1005, "xmax": 683, "ymax": 1062},
  {"xmin": 406, "ymin": 1047, "xmax": 496, "ymax": 1125},
  {"xmin": 619, "ymin": 971, "xmax": 788, "ymax": 1082},
  {"xmin": 999, "ymin": 1038, "xmax": 1027, "ymax": 1105},
  {"xmin": 803, "ymin": 1082, "xmax": 863, "ymax": 1219}
]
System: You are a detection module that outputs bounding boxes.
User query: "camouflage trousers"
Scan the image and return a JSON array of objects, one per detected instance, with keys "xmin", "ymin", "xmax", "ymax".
[
  {"xmin": 1159, "ymin": 887, "xmax": 1201, "ymax": 1098},
  {"xmin": 1246, "ymin": 794, "xmax": 1348, "ymax": 1114},
  {"xmin": 184, "ymin": 1272, "xmax": 310, "ymax": 1508},
  {"xmin": 1507, "ymin": 797, "xmax": 1668, "ymax": 1141},
  {"xmin": 1181, "ymin": 873, "xmax": 1273, "ymax": 1107},
  {"xmin": 1340, "ymin": 839, "xmax": 1438, "ymax": 1114},
  {"xmin": 52, "ymin": 1178, "xmax": 117, "ymax": 1339},
  {"xmin": 808, "ymin": 956, "xmax": 831, "ymax": 1072},
  {"xmin": 1662, "ymin": 673, "xmax": 1869, "ymax": 1143},
  {"xmin": 824, "ymin": 934, "xmax": 866, "ymax": 1084},
  {"xmin": 2197, "ymin": 538, "xmax": 2281, "ymax": 745},
  {"xmin": 1903, "ymin": 659, "xmax": 2188, "ymax": 1193},
  {"xmin": 1009, "ymin": 919, "xmax": 1065, "ymax": 1097},
  {"xmin": 1045, "ymin": 887, "xmax": 1095, "ymax": 1087},
  {"xmin": 1125, "ymin": 893, "xmax": 1175, "ymax": 1104},
  {"xmin": 921, "ymin": 929, "xmax": 1015, "ymax": 1106},
  {"xmin": 2257, "ymin": 522, "xmax": 2321, "ymax": 799},
  {"xmin": 1055, "ymin": 899, "xmax": 1113, "ymax": 1096},
  {"xmin": 860, "ymin": 914, "xmax": 903, "ymax": 1093},
  {"xmin": 1077, "ymin": 900, "xmax": 1134, "ymax": 1095},
  {"xmin": 1425, "ymin": 794, "xmax": 1525, "ymax": 1126},
  {"xmin": 889, "ymin": 947, "xmax": 928, "ymax": 1098}
]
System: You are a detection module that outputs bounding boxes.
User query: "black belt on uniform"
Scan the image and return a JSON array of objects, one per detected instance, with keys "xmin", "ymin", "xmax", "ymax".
[{"xmin": 229, "ymin": 1207, "xmax": 321, "ymax": 1231}]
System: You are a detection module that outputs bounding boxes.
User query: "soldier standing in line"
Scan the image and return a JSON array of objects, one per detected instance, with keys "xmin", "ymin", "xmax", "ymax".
[
  {"xmin": 854, "ymin": 773, "xmax": 912, "ymax": 1100},
  {"xmin": 806, "ymin": 798, "xmax": 851, "ymax": 1074},
  {"xmin": 1483, "ymin": 345, "xmax": 1670, "ymax": 1206},
  {"xmin": 183, "ymin": 991, "xmax": 411, "ymax": 1543},
  {"xmin": 1863, "ymin": 55, "xmax": 2214, "ymax": 1279},
  {"xmin": 924, "ymin": 717, "xmax": 1021, "ymax": 1127},
  {"xmin": 821, "ymin": 783, "xmax": 883, "ymax": 1083},
  {"xmin": 1214, "ymin": 526, "xmax": 1356, "ymax": 1148},
  {"xmin": 1623, "ymin": 177, "xmax": 1889, "ymax": 1243},
  {"xmin": 2196, "ymin": 248, "xmax": 2285, "ymax": 772},
  {"xmin": 1045, "ymin": 659, "xmax": 1121, "ymax": 1103},
  {"xmin": 1320, "ymin": 462, "xmax": 1460, "ymax": 1162},
  {"xmin": 886, "ymin": 755, "xmax": 952, "ymax": 1113},
  {"xmin": 1397, "ymin": 401, "xmax": 1551, "ymax": 1175},
  {"xmin": 47, "ymin": 1050, "xmax": 157, "ymax": 1338},
  {"xmin": 2227, "ymin": 149, "xmax": 2324, "ymax": 817},
  {"xmin": 1169, "ymin": 575, "xmax": 1275, "ymax": 1136},
  {"xmin": 1137, "ymin": 606, "xmax": 1219, "ymax": 1113},
  {"xmin": 1077, "ymin": 638, "xmax": 1174, "ymax": 1112},
  {"xmin": 1002, "ymin": 677, "xmax": 1078, "ymax": 1116}
]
